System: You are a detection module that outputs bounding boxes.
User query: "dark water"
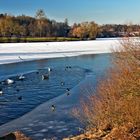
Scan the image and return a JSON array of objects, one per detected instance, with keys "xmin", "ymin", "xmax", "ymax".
[{"xmin": 0, "ymin": 54, "xmax": 112, "ymax": 126}]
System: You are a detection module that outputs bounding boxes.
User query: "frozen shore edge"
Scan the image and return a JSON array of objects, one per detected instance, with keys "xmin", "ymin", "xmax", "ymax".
[{"xmin": 0, "ymin": 38, "xmax": 121, "ymax": 65}]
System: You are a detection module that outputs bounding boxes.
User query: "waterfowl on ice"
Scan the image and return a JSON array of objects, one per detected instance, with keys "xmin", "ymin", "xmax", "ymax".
[
  {"xmin": 18, "ymin": 56, "xmax": 24, "ymax": 61},
  {"xmin": 67, "ymin": 92, "xmax": 70, "ymax": 96},
  {"xmin": 42, "ymin": 74, "xmax": 49, "ymax": 80},
  {"xmin": 47, "ymin": 67, "xmax": 52, "ymax": 72},
  {"xmin": 19, "ymin": 75, "xmax": 25, "ymax": 80},
  {"xmin": 36, "ymin": 71, "xmax": 39, "ymax": 74},
  {"xmin": 51, "ymin": 105, "xmax": 56, "ymax": 112},
  {"xmin": 66, "ymin": 88, "xmax": 70, "ymax": 96},
  {"xmin": 66, "ymin": 88, "xmax": 70, "ymax": 92},
  {"xmin": 6, "ymin": 79, "xmax": 14, "ymax": 84},
  {"xmin": 18, "ymin": 96, "xmax": 22, "ymax": 100},
  {"xmin": 61, "ymin": 81, "xmax": 65, "ymax": 86},
  {"xmin": 65, "ymin": 66, "xmax": 72, "ymax": 70},
  {"xmin": 0, "ymin": 88, "xmax": 3, "ymax": 95},
  {"xmin": 16, "ymin": 89, "xmax": 20, "ymax": 92}
]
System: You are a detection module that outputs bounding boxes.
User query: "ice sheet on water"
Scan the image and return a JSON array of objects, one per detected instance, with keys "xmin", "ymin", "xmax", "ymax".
[
  {"xmin": 0, "ymin": 75, "xmax": 96, "ymax": 139},
  {"xmin": 0, "ymin": 66, "xmax": 91, "ymax": 126}
]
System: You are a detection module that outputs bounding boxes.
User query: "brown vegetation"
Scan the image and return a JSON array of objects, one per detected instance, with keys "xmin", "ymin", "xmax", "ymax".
[
  {"xmin": 0, "ymin": 131, "xmax": 31, "ymax": 140},
  {"xmin": 70, "ymin": 22, "xmax": 98, "ymax": 40},
  {"xmin": 72, "ymin": 38, "xmax": 140, "ymax": 139},
  {"xmin": 64, "ymin": 124, "xmax": 140, "ymax": 140}
]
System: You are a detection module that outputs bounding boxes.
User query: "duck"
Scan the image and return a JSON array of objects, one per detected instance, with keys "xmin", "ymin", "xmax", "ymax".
[
  {"xmin": 47, "ymin": 67, "xmax": 52, "ymax": 72},
  {"xmin": 66, "ymin": 88, "xmax": 70, "ymax": 96},
  {"xmin": 16, "ymin": 89, "xmax": 20, "ymax": 92},
  {"xmin": 36, "ymin": 71, "xmax": 39, "ymax": 74},
  {"xmin": 6, "ymin": 79, "xmax": 14, "ymax": 84},
  {"xmin": 65, "ymin": 66, "xmax": 69, "ymax": 70},
  {"xmin": 66, "ymin": 88, "xmax": 70, "ymax": 92},
  {"xmin": 65, "ymin": 66, "xmax": 72, "ymax": 70},
  {"xmin": 19, "ymin": 75, "xmax": 25, "ymax": 80},
  {"xmin": 42, "ymin": 74, "xmax": 49, "ymax": 80},
  {"xmin": 18, "ymin": 96, "xmax": 22, "ymax": 100},
  {"xmin": 0, "ymin": 88, "xmax": 3, "ymax": 95},
  {"xmin": 67, "ymin": 92, "xmax": 70, "ymax": 96},
  {"xmin": 61, "ymin": 81, "xmax": 65, "ymax": 86},
  {"xmin": 51, "ymin": 105, "xmax": 56, "ymax": 112},
  {"xmin": 18, "ymin": 56, "xmax": 24, "ymax": 61}
]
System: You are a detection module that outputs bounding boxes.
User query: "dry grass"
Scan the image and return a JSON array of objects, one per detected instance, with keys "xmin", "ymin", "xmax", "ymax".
[
  {"xmin": 0, "ymin": 131, "xmax": 31, "ymax": 140},
  {"xmin": 73, "ymin": 38, "xmax": 140, "ymax": 132}
]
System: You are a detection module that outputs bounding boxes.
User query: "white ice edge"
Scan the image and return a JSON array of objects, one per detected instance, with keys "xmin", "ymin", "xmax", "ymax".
[{"xmin": 0, "ymin": 38, "xmax": 123, "ymax": 65}]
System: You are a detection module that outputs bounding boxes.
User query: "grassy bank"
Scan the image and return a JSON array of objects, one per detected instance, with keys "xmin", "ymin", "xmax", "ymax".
[{"xmin": 0, "ymin": 37, "xmax": 80, "ymax": 43}]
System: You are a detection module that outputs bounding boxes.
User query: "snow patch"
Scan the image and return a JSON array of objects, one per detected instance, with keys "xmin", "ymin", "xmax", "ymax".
[{"xmin": 0, "ymin": 38, "xmax": 120, "ymax": 65}]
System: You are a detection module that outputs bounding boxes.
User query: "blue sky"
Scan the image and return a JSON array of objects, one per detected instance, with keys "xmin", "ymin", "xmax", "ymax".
[{"xmin": 0, "ymin": 0, "xmax": 140, "ymax": 25}]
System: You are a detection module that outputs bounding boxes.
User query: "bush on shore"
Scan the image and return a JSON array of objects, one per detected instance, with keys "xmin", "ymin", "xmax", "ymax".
[{"xmin": 73, "ymin": 38, "xmax": 140, "ymax": 138}]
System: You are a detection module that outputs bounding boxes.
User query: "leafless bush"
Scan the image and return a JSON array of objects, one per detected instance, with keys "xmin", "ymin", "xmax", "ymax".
[{"xmin": 74, "ymin": 38, "xmax": 140, "ymax": 131}]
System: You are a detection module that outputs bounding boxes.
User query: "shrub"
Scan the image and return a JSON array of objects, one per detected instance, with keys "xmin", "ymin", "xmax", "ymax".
[{"xmin": 74, "ymin": 38, "xmax": 140, "ymax": 131}]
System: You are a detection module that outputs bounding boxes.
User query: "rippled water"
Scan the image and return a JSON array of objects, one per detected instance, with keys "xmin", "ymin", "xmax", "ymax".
[{"xmin": 0, "ymin": 54, "xmax": 112, "ymax": 126}]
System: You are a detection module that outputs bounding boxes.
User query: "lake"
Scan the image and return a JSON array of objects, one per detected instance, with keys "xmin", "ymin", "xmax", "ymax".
[{"xmin": 0, "ymin": 53, "xmax": 112, "ymax": 139}]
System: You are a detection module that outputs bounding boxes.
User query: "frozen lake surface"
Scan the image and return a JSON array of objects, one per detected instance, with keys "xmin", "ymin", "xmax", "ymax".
[
  {"xmin": 0, "ymin": 54, "xmax": 112, "ymax": 139},
  {"xmin": 0, "ymin": 38, "xmax": 120, "ymax": 65}
]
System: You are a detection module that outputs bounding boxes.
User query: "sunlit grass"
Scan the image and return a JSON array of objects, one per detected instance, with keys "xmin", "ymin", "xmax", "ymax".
[{"xmin": 0, "ymin": 37, "xmax": 80, "ymax": 43}]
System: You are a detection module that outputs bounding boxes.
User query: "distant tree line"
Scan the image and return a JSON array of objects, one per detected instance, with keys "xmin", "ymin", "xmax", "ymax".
[
  {"xmin": 0, "ymin": 10, "xmax": 70, "ymax": 38},
  {"xmin": 0, "ymin": 9, "xmax": 140, "ymax": 41},
  {"xmin": 70, "ymin": 22, "xmax": 98, "ymax": 40}
]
